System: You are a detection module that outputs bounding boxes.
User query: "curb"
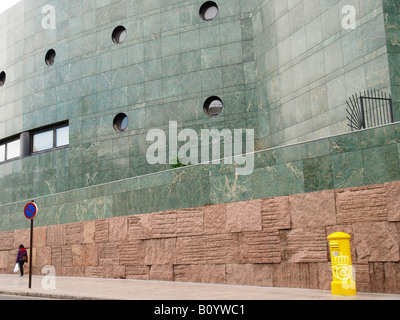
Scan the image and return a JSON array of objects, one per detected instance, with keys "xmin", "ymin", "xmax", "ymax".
[{"xmin": 0, "ymin": 290, "xmax": 112, "ymax": 300}]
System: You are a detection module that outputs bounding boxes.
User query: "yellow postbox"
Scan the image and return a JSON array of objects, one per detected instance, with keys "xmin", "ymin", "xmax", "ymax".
[{"xmin": 327, "ymin": 232, "xmax": 357, "ymax": 296}]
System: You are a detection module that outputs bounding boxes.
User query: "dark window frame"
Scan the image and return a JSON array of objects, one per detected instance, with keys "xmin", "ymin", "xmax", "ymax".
[
  {"xmin": 0, "ymin": 135, "xmax": 22, "ymax": 164},
  {"xmin": 30, "ymin": 121, "xmax": 69, "ymax": 155}
]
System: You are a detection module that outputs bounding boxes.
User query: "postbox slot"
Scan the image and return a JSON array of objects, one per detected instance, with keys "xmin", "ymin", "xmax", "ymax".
[{"xmin": 330, "ymin": 241, "xmax": 339, "ymax": 248}]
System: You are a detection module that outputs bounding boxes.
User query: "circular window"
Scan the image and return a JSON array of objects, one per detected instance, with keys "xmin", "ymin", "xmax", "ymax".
[
  {"xmin": 113, "ymin": 113, "xmax": 129, "ymax": 132},
  {"xmin": 204, "ymin": 96, "xmax": 223, "ymax": 117},
  {"xmin": 112, "ymin": 26, "xmax": 127, "ymax": 44},
  {"xmin": 0, "ymin": 71, "xmax": 5, "ymax": 87},
  {"xmin": 199, "ymin": 1, "xmax": 219, "ymax": 21},
  {"xmin": 45, "ymin": 49, "xmax": 56, "ymax": 66}
]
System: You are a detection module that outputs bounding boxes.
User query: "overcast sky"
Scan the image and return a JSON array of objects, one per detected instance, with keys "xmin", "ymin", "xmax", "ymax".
[{"xmin": 0, "ymin": 0, "xmax": 22, "ymax": 14}]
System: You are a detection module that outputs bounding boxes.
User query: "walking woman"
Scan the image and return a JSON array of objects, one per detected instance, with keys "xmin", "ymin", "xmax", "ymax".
[{"xmin": 16, "ymin": 245, "xmax": 28, "ymax": 277}]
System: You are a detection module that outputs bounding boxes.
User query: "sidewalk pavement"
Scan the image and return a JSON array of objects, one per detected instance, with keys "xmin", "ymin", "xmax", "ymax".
[{"xmin": 1, "ymin": 274, "xmax": 400, "ymax": 300}]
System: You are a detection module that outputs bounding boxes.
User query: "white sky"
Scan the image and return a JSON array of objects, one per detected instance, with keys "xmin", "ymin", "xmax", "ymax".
[{"xmin": 0, "ymin": 0, "xmax": 22, "ymax": 14}]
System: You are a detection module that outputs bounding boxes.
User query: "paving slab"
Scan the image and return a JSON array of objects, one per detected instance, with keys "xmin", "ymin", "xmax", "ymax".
[{"xmin": 0, "ymin": 274, "xmax": 399, "ymax": 301}]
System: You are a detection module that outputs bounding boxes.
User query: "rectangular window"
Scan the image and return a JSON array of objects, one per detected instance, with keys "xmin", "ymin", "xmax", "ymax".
[
  {"xmin": 0, "ymin": 144, "xmax": 5, "ymax": 162},
  {"xmin": 56, "ymin": 126, "xmax": 69, "ymax": 147},
  {"xmin": 31, "ymin": 123, "xmax": 69, "ymax": 154},
  {"xmin": 33, "ymin": 130, "xmax": 54, "ymax": 152},
  {"xmin": 0, "ymin": 121, "xmax": 69, "ymax": 165},
  {"xmin": 7, "ymin": 139, "xmax": 20, "ymax": 160}
]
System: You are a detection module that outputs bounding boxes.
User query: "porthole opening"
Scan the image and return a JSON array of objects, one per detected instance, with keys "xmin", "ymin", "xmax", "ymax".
[
  {"xmin": 0, "ymin": 71, "xmax": 6, "ymax": 87},
  {"xmin": 114, "ymin": 113, "xmax": 129, "ymax": 132},
  {"xmin": 199, "ymin": 1, "xmax": 219, "ymax": 21},
  {"xmin": 204, "ymin": 96, "xmax": 223, "ymax": 117},
  {"xmin": 112, "ymin": 26, "xmax": 127, "ymax": 44},
  {"xmin": 45, "ymin": 49, "xmax": 56, "ymax": 66}
]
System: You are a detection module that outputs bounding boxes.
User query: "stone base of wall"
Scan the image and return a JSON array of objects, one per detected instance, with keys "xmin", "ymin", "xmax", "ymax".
[{"xmin": 1, "ymin": 181, "xmax": 399, "ymax": 294}]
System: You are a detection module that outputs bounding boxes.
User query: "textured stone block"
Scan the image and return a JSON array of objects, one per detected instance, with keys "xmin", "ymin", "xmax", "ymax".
[
  {"xmin": 174, "ymin": 264, "xmax": 226, "ymax": 284},
  {"xmin": 7, "ymin": 251, "xmax": 15, "ymax": 269},
  {"xmin": 66, "ymin": 223, "xmax": 83, "ymax": 245},
  {"xmin": 261, "ymin": 196, "xmax": 291, "ymax": 231},
  {"xmin": 119, "ymin": 240, "xmax": 144, "ymax": 266},
  {"xmin": 379, "ymin": 262, "xmax": 400, "ymax": 294},
  {"xmin": 109, "ymin": 217, "xmax": 128, "ymax": 242},
  {"xmin": 369, "ymin": 262, "xmax": 387, "ymax": 294},
  {"xmin": 0, "ymin": 231, "xmax": 14, "ymax": 250},
  {"xmin": 386, "ymin": 181, "xmax": 400, "ymax": 221},
  {"xmin": 226, "ymin": 199, "xmax": 262, "ymax": 232},
  {"xmin": 152, "ymin": 211, "xmax": 177, "ymax": 238},
  {"xmin": 47, "ymin": 225, "xmax": 66, "ymax": 247},
  {"xmin": 289, "ymin": 190, "xmax": 336, "ymax": 228},
  {"xmin": 273, "ymin": 263, "xmax": 319, "ymax": 289},
  {"xmin": 176, "ymin": 208, "xmax": 203, "ymax": 236},
  {"xmin": 112, "ymin": 266, "xmax": 126, "ymax": 279},
  {"xmin": 61, "ymin": 246, "xmax": 72, "ymax": 267},
  {"xmin": 150, "ymin": 265, "xmax": 173, "ymax": 281},
  {"xmin": 101, "ymin": 265, "xmax": 126, "ymax": 279},
  {"xmin": 204, "ymin": 203, "xmax": 227, "ymax": 234},
  {"xmin": 317, "ymin": 262, "xmax": 332, "ymax": 290},
  {"xmin": 239, "ymin": 231, "xmax": 281, "ymax": 263},
  {"xmin": 176, "ymin": 236, "xmax": 206, "ymax": 264},
  {"xmin": 72, "ymin": 244, "xmax": 98, "ymax": 267},
  {"xmin": 95, "ymin": 219, "xmax": 109, "ymax": 243},
  {"xmin": 35, "ymin": 247, "xmax": 51, "ymax": 268},
  {"xmin": 57, "ymin": 266, "xmax": 85, "ymax": 277},
  {"xmin": 99, "ymin": 243, "xmax": 119, "ymax": 266},
  {"xmin": 280, "ymin": 228, "xmax": 328, "ymax": 263},
  {"xmin": 13, "ymin": 229, "xmax": 30, "ymax": 248},
  {"xmin": 143, "ymin": 238, "xmax": 176, "ymax": 265},
  {"xmin": 336, "ymin": 185, "xmax": 388, "ymax": 223},
  {"xmin": 126, "ymin": 265, "xmax": 150, "ymax": 280},
  {"xmin": 352, "ymin": 263, "xmax": 372, "ymax": 293},
  {"xmin": 226, "ymin": 264, "xmax": 274, "ymax": 287},
  {"xmin": 83, "ymin": 220, "xmax": 95, "ymax": 244},
  {"xmin": 205, "ymin": 233, "xmax": 240, "ymax": 264},
  {"xmin": 353, "ymin": 222, "xmax": 399, "ymax": 262},
  {"xmin": 127, "ymin": 214, "xmax": 152, "ymax": 240},
  {"xmin": 51, "ymin": 247, "xmax": 62, "ymax": 266},
  {"xmin": 0, "ymin": 251, "xmax": 8, "ymax": 269},
  {"xmin": 85, "ymin": 266, "xmax": 105, "ymax": 278},
  {"xmin": 33, "ymin": 227, "xmax": 47, "ymax": 248}
]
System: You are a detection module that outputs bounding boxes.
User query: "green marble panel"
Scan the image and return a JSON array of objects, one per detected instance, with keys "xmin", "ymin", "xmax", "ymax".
[
  {"xmin": 251, "ymin": 166, "xmax": 278, "ymax": 199},
  {"xmin": 332, "ymin": 150, "xmax": 364, "ymax": 189},
  {"xmin": 363, "ymin": 144, "xmax": 400, "ymax": 184},
  {"xmin": 275, "ymin": 161, "xmax": 304, "ymax": 196},
  {"xmin": 303, "ymin": 156, "xmax": 333, "ymax": 192}
]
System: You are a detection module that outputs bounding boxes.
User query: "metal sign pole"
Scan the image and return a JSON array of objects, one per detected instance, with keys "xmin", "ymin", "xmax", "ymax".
[
  {"xmin": 24, "ymin": 201, "xmax": 38, "ymax": 289},
  {"xmin": 29, "ymin": 218, "xmax": 33, "ymax": 289}
]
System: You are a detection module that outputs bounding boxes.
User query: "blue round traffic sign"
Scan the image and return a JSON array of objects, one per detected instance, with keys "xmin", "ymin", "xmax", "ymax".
[{"xmin": 24, "ymin": 202, "xmax": 38, "ymax": 220}]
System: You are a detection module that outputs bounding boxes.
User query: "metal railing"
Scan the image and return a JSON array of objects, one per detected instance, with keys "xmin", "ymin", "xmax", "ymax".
[{"xmin": 346, "ymin": 89, "xmax": 394, "ymax": 131}]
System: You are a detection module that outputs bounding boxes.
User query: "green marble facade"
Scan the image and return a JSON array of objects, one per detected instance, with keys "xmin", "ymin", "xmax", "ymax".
[
  {"xmin": 0, "ymin": 0, "xmax": 399, "ymax": 232},
  {"xmin": 0, "ymin": 122, "xmax": 399, "ymax": 232},
  {"xmin": 384, "ymin": 0, "xmax": 400, "ymax": 122}
]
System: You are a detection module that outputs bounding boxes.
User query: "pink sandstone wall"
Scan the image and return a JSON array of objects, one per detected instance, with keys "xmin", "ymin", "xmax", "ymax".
[{"xmin": 1, "ymin": 181, "xmax": 399, "ymax": 294}]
